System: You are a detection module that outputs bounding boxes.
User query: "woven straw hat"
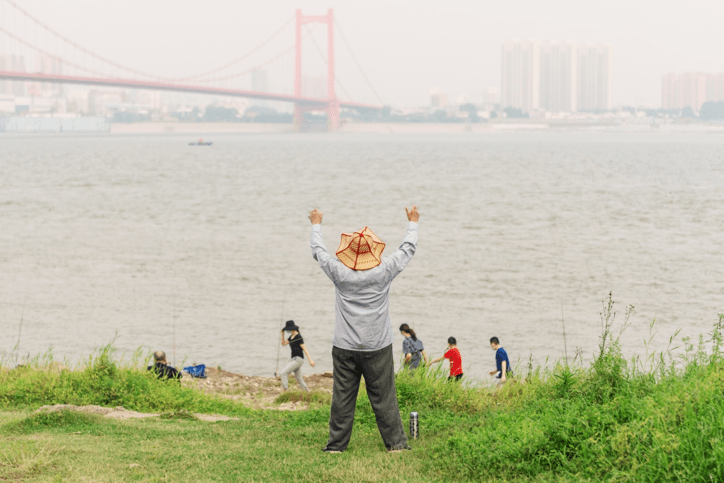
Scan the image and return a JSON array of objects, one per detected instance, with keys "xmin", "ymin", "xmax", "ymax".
[{"xmin": 336, "ymin": 227, "xmax": 386, "ymax": 271}]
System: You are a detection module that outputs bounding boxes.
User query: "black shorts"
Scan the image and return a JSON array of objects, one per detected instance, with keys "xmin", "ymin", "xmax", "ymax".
[{"xmin": 448, "ymin": 373, "xmax": 463, "ymax": 382}]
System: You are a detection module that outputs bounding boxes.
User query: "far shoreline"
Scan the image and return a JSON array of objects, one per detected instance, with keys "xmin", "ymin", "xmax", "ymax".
[{"xmin": 108, "ymin": 121, "xmax": 724, "ymax": 135}]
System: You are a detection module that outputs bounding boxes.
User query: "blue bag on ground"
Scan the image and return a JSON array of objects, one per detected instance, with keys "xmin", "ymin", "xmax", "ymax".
[{"xmin": 184, "ymin": 364, "xmax": 207, "ymax": 378}]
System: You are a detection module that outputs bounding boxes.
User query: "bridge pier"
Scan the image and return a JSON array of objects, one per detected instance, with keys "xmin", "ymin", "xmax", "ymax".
[
  {"xmin": 293, "ymin": 100, "xmax": 340, "ymax": 132},
  {"xmin": 326, "ymin": 100, "xmax": 340, "ymax": 131},
  {"xmin": 293, "ymin": 9, "xmax": 340, "ymax": 132}
]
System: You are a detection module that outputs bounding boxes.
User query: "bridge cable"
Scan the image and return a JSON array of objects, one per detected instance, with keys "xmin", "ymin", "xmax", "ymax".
[
  {"xmin": 0, "ymin": 19, "xmax": 311, "ymax": 93},
  {"xmin": 175, "ymin": 15, "xmax": 294, "ymax": 81},
  {"xmin": 0, "ymin": 25, "xmax": 108, "ymax": 78},
  {"xmin": 192, "ymin": 46, "xmax": 294, "ymax": 84},
  {"xmin": 334, "ymin": 19, "xmax": 385, "ymax": 105},
  {"xmin": 3, "ymin": 0, "xmax": 166, "ymax": 80},
  {"xmin": 304, "ymin": 25, "xmax": 353, "ymax": 102},
  {"xmin": 2, "ymin": 0, "xmax": 294, "ymax": 84},
  {"xmin": 194, "ymin": 26, "xmax": 318, "ymax": 84}
]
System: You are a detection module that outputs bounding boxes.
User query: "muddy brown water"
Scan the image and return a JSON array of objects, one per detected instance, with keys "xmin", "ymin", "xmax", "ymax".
[{"xmin": 2, "ymin": 132, "xmax": 723, "ymax": 378}]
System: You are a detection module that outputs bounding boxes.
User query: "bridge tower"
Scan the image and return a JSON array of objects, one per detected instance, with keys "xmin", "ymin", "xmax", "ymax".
[{"xmin": 294, "ymin": 9, "xmax": 339, "ymax": 131}]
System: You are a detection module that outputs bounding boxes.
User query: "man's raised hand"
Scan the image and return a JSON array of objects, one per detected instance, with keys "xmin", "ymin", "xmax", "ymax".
[
  {"xmin": 309, "ymin": 209, "xmax": 323, "ymax": 225},
  {"xmin": 405, "ymin": 205, "xmax": 420, "ymax": 223}
]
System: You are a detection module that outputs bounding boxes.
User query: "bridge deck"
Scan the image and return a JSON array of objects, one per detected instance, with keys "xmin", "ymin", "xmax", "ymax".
[{"xmin": 0, "ymin": 71, "xmax": 381, "ymax": 111}]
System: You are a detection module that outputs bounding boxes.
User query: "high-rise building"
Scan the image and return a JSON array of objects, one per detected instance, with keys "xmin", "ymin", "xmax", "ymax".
[
  {"xmin": 430, "ymin": 87, "xmax": 448, "ymax": 109},
  {"xmin": 577, "ymin": 44, "xmax": 612, "ymax": 111},
  {"xmin": 706, "ymin": 73, "xmax": 724, "ymax": 103},
  {"xmin": 34, "ymin": 55, "xmax": 61, "ymax": 75},
  {"xmin": 501, "ymin": 39, "xmax": 540, "ymax": 112},
  {"xmin": 482, "ymin": 86, "xmax": 498, "ymax": 107},
  {"xmin": 661, "ymin": 73, "xmax": 678, "ymax": 110},
  {"xmin": 678, "ymin": 72, "xmax": 707, "ymax": 112},
  {"xmin": 32, "ymin": 55, "xmax": 63, "ymax": 97},
  {"xmin": 501, "ymin": 40, "xmax": 613, "ymax": 113},
  {"xmin": 539, "ymin": 41, "xmax": 577, "ymax": 112},
  {"xmin": 661, "ymin": 72, "xmax": 724, "ymax": 111},
  {"xmin": 0, "ymin": 55, "xmax": 27, "ymax": 96},
  {"xmin": 250, "ymin": 70, "xmax": 270, "ymax": 108}
]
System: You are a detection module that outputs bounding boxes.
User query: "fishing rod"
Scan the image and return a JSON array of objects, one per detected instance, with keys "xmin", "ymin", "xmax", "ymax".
[
  {"xmin": 14, "ymin": 295, "xmax": 27, "ymax": 365},
  {"xmin": 274, "ymin": 292, "xmax": 286, "ymax": 377},
  {"xmin": 561, "ymin": 302, "xmax": 569, "ymax": 366},
  {"xmin": 173, "ymin": 297, "xmax": 177, "ymax": 368}
]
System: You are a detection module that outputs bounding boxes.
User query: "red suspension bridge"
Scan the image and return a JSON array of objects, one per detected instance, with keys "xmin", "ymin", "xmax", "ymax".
[{"xmin": 0, "ymin": 2, "xmax": 383, "ymax": 130}]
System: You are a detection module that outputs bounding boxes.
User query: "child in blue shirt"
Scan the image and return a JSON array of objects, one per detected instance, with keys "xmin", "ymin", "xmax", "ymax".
[{"xmin": 489, "ymin": 337, "xmax": 511, "ymax": 383}]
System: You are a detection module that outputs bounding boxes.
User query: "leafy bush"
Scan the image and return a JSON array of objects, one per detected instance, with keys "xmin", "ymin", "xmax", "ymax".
[
  {"xmin": 426, "ymin": 296, "xmax": 724, "ymax": 481},
  {"xmin": 0, "ymin": 343, "xmax": 249, "ymax": 416},
  {"xmin": 394, "ymin": 364, "xmax": 491, "ymax": 414},
  {"xmin": 5, "ymin": 409, "xmax": 104, "ymax": 434}
]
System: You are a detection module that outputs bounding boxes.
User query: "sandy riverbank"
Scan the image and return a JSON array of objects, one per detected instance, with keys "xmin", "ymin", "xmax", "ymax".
[
  {"xmin": 181, "ymin": 366, "xmax": 333, "ymax": 410},
  {"xmin": 35, "ymin": 403, "xmax": 239, "ymax": 422}
]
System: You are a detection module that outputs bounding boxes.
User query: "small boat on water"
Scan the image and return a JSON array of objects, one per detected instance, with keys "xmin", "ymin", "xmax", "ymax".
[{"xmin": 189, "ymin": 138, "xmax": 213, "ymax": 146}]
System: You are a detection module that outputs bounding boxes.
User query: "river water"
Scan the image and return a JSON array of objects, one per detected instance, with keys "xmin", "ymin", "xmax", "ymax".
[{"xmin": 1, "ymin": 131, "xmax": 723, "ymax": 379}]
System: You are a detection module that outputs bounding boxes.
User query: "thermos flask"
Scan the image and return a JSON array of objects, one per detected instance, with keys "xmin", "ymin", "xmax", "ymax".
[{"xmin": 410, "ymin": 411, "xmax": 419, "ymax": 439}]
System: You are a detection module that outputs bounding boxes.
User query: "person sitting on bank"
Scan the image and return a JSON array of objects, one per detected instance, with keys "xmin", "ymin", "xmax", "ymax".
[
  {"xmin": 147, "ymin": 351, "xmax": 182, "ymax": 381},
  {"xmin": 489, "ymin": 337, "xmax": 512, "ymax": 384},
  {"xmin": 430, "ymin": 337, "xmax": 463, "ymax": 381},
  {"xmin": 279, "ymin": 320, "xmax": 316, "ymax": 392},
  {"xmin": 399, "ymin": 324, "xmax": 427, "ymax": 369}
]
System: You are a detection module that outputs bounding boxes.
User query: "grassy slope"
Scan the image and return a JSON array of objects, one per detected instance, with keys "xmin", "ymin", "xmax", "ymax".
[
  {"xmin": 0, "ymin": 409, "xmax": 435, "ymax": 482},
  {"xmin": 3, "ymin": 363, "xmax": 724, "ymax": 482},
  {"xmin": 2, "ymin": 308, "xmax": 724, "ymax": 482}
]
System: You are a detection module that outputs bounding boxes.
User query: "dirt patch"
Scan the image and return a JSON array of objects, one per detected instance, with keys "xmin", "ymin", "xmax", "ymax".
[
  {"xmin": 32, "ymin": 368, "xmax": 334, "ymax": 419},
  {"xmin": 182, "ymin": 367, "xmax": 334, "ymax": 410},
  {"xmin": 36, "ymin": 404, "xmax": 237, "ymax": 422}
]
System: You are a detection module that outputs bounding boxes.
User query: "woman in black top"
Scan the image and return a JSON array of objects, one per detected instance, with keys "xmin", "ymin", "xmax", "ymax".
[{"xmin": 279, "ymin": 320, "xmax": 315, "ymax": 392}]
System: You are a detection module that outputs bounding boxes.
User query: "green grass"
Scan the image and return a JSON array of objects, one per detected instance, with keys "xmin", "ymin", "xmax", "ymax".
[
  {"xmin": 2, "ymin": 296, "xmax": 724, "ymax": 482},
  {"xmin": 0, "ymin": 343, "xmax": 250, "ymax": 417},
  {"xmin": 4, "ymin": 408, "xmax": 106, "ymax": 434},
  {"xmin": 0, "ymin": 408, "xmax": 434, "ymax": 482},
  {"xmin": 158, "ymin": 410, "xmax": 198, "ymax": 420},
  {"xmin": 275, "ymin": 389, "xmax": 332, "ymax": 406}
]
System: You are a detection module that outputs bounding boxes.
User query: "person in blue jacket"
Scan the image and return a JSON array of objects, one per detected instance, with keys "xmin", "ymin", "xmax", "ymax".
[{"xmin": 489, "ymin": 337, "xmax": 512, "ymax": 384}]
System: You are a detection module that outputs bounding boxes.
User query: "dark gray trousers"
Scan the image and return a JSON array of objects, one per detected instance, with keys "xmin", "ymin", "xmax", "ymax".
[{"xmin": 326, "ymin": 344, "xmax": 408, "ymax": 451}]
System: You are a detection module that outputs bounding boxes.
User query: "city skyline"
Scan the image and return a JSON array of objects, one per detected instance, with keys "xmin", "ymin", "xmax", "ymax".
[
  {"xmin": 500, "ymin": 40, "xmax": 612, "ymax": 113},
  {"xmin": 5, "ymin": 48, "xmax": 724, "ymax": 119},
  {"xmin": 662, "ymin": 72, "xmax": 724, "ymax": 112},
  {"xmin": 1, "ymin": 0, "xmax": 723, "ymax": 108}
]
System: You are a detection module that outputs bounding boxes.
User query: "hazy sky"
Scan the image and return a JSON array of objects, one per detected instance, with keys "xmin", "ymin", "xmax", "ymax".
[{"xmin": 7, "ymin": 0, "xmax": 724, "ymax": 107}]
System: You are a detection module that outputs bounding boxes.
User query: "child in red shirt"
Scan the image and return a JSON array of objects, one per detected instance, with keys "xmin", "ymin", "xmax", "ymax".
[{"xmin": 431, "ymin": 337, "xmax": 463, "ymax": 381}]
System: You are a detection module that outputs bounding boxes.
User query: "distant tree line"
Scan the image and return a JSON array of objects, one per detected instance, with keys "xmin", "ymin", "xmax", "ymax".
[
  {"xmin": 621, "ymin": 103, "xmax": 724, "ymax": 120},
  {"xmin": 112, "ymin": 111, "xmax": 151, "ymax": 123},
  {"xmin": 342, "ymin": 104, "xmax": 496, "ymax": 123},
  {"xmin": 114, "ymin": 100, "xmax": 724, "ymax": 124},
  {"xmin": 699, "ymin": 101, "xmax": 724, "ymax": 120},
  {"xmin": 166, "ymin": 105, "xmax": 293, "ymax": 123}
]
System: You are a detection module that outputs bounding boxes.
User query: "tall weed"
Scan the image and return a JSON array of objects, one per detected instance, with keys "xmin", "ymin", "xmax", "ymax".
[
  {"xmin": 0, "ymin": 342, "xmax": 249, "ymax": 416},
  {"xmin": 430, "ymin": 294, "xmax": 724, "ymax": 482}
]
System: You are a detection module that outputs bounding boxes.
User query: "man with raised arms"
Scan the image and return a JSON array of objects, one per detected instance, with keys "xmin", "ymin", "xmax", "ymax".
[{"xmin": 309, "ymin": 205, "xmax": 419, "ymax": 453}]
